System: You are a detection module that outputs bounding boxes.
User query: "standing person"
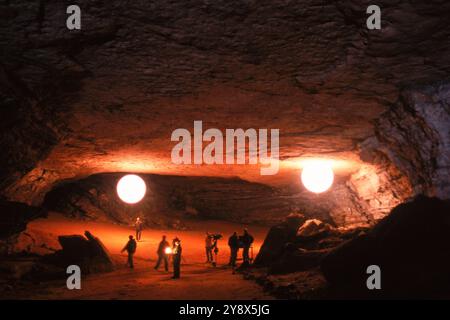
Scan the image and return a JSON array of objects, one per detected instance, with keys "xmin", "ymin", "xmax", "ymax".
[
  {"xmin": 241, "ymin": 229, "xmax": 254, "ymax": 265},
  {"xmin": 121, "ymin": 235, "xmax": 137, "ymax": 269},
  {"xmin": 211, "ymin": 235, "xmax": 219, "ymax": 267},
  {"xmin": 154, "ymin": 235, "xmax": 170, "ymax": 271},
  {"xmin": 172, "ymin": 237, "xmax": 182, "ymax": 279},
  {"xmin": 205, "ymin": 232, "xmax": 213, "ymax": 263},
  {"xmin": 135, "ymin": 217, "xmax": 143, "ymax": 241},
  {"xmin": 228, "ymin": 232, "xmax": 239, "ymax": 267}
]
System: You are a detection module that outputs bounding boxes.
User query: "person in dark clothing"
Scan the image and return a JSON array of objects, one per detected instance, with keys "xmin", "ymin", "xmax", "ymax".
[
  {"xmin": 211, "ymin": 236, "xmax": 219, "ymax": 267},
  {"xmin": 172, "ymin": 237, "xmax": 182, "ymax": 279},
  {"xmin": 205, "ymin": 232, "xmax": 213, "ymax": 263},
  {"xmin": 241, "ymin": 229, "xmax": 254, "ymax": 265},
  {"xmin": 154, "ymin": 235, "xmax": 170, "ymax": 271},
  {"xmin": 121, "ymin": 235, "xmax": 137, "ymax": 268},
  {"xmin": 228, "ymin": 232, "xmax": 239, "ymax": 267},
  {"xmin": 135, "ymin": 217, "xmax": 143, "ymax": 241}
]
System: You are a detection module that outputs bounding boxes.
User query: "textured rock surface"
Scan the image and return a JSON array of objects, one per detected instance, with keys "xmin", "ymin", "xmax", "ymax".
[
  {"xmin": 0, "ymin": 200, "xmax": 44, "ymax": 239},
  {"xmin": 47, "ymin": 231, "xmax": 114, "ymax": 273},
  {"xmin": 41, "ymin": 173, "xmax": 330, "ymax": 226},
  {"xmin": 370, "ymin": 83, "xmax": 450, "ymax": 198},
  {"xmin": 1, "ymin": 1, "xmax": 450, "ymax": 227},
  {"xmin": 41, "ymin": 172, "xmax": 403, "ymax": 227},
  {"xmin": 321, "ymin": 196, "xmax": 450, "ymax": 298},
  {"xmin": 254, "ymin": 214, "xmax": 305, "ymax": 266},
  {"xmin": 0, "ymin": 200, "xmax": 46, "ymax": 255}
]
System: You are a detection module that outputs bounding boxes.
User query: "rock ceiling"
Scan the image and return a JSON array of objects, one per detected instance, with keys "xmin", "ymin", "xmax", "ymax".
[{"xmin": 1, "ymin": 0, "xmax": 450, "ymax": 224}]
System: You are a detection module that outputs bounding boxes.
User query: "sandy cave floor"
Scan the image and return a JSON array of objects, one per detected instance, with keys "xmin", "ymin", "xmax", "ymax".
[{"xmin": 6, "ymin": 214, "xmax": 274, "ymax": 300}]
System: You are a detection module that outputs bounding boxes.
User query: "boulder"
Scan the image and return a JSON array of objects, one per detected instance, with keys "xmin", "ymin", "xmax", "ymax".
[
  {"xmin": 253, "ymin": 213, "xmax": 305, "ymax": 266},
  {"xmin": 269, "ymin": 246, "xmax": 330, "ymax": 275},
  {"xmin": 296, "ymin": 219, "xmax": 331, "ymax": 239},
  {"xmin": 47, "ymin": 230, "xmax": 114, "ymax": 273},
  {"xmin": 321, "ymin": 195, "xmax": 450, "ymax": 298}
]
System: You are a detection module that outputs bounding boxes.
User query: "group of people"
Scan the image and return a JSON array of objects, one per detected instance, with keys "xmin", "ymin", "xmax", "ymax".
[
  {"xmin": 121, "ymin": 234, "xmax": 183, "ymax": 279},
  {"xmin": 121, "ymin": 217, "xmax": 254, "ymax": 279},
  {"xmin": 205, "ymin": 229, "xmax": 254, "ymax": 268}
]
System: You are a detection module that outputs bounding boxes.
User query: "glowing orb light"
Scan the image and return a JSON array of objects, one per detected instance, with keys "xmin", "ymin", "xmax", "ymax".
[
  {"xmin": 301, "ymin": 161, "xmax": 334, "ymax": 193},
  {"xmin": 116, "ymin": 174, "xmax": 147, "ymax": 204},
  {"xmin": 165, "ymin": 247, "xmax": 173, "ymax": 255}
]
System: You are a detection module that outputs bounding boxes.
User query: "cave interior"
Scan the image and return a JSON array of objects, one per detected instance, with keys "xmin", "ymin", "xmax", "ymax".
[{"xmin": 1, "ymin": 0, "xmax": 450, "ymax": 299}]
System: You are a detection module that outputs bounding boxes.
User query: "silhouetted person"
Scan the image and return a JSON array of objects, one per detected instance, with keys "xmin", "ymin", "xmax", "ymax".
[
  {"xmin": 121, "ymin": 235, "xmax": 137, "ymax": 268},
  {"xmin": 172, "ymin": 237, "xmax": 182, "ymax": 279},
  {"xmin": 211, "ymin": 236, "xmax": 219, "ymax": 267},
  {"xmin": 205, "ymin": 232, "xmax": 213, "ymax": 263},
  {"xmin": 155, "ymin": 235, "xmax": 170, "ymax": 271},
  {"xmin": 241, "ymin": 229, "xmax": 254, "ymax": 265},
  {"xmin": 135, "ymin": 217, "xmax": 143, "ymax": 241},
  {"xmin": 228, "ymin": 232, "xmax": 239, "ymax": 267}
]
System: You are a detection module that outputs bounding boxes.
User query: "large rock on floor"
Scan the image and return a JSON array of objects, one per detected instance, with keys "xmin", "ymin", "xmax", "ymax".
[
  {"xmin": 296, "ymin": 219, "xmax": 332, "ymax": 239},
  {"xmin": 253, "ymin": 214, "xmax": 305, "ymax": 266},
  {"xmin": 321, "ymin": 195, "xmax": 450, "ymax": 298},
  {"xmin": 46, "ymin": 231, "xmax": 114, "ymax": 274},
  {"xmin": 269, "ymin": 247, "xmax": 330, "ymax": 275}
]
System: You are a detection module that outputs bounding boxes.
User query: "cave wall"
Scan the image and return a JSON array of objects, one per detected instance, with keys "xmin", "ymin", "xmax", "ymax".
[
  {"xmin": 42, "ymin": 172, "xmax": 402, "ymax": 228},
  {"xmin": 1, "ymin": 0, "xmax": 449, "ymax": 231},
  {"xmin": 361, "ymin": 83, "xmax": 450, "ymax": 200},
  {"xmin": 43, "ymin": 173, "xmax": 315, "ymax": 227}
]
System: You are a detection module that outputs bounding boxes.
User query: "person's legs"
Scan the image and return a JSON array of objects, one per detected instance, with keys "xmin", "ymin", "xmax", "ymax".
[
  {"xmin": 164, "ymin": 255, "xmax": 169, "ymax": 271},
  {"xmin": 173, "ymin": 259, "xmax": 180, "ymax": 278},
  {"xmin": 243, "ymin": 247, "xmax": 249, "ymax": 263},
  {"xmin": 231, "ymin": 248, "xmax": 237, "ymax": 267},
  {"xmin": 155, "ymin": 255, "xmax": 162, "ymax": 269},
  {"xmin": 128, "ymin": 253, "xmax": 134, "ymax": 268}
]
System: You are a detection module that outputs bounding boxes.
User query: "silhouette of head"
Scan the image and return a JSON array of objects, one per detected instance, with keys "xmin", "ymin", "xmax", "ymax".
[
  {"xmin": 129, "ymin": 235, "xmax": 133, "ymax": 240},
  {"xmin": 162, "ymin": 235, "xmax": 166, "ymax": 240}
]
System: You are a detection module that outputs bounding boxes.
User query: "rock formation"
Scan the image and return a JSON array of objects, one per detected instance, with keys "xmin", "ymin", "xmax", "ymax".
[
  {"xmin": 321, "ymin": 196, "xmax": 450, "ymax": 298},
  {"xmin": 46, "ymin": 231, "xmax": 114, "ymax": 274},
  {"xmin": 0, "ymin": 1, "xmax": 449, "ymax": 239}
]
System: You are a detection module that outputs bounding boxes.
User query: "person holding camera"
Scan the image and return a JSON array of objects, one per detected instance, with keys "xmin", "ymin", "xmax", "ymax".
[
  {"xmin": 205, "ymin": 232, "xmax": 213, "ymax": 263},
  {"xmin": 211, "ymin": 235, "xmax": 219, "ymax": 266}
]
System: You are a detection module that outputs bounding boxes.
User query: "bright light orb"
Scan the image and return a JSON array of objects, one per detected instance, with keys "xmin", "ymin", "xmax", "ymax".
[
  {"xmin": 116, "ymin": 174, "xmax": 147, "ymax": 204},
  {"xmin": 301, "ymin": 161, "xmax": 334, "ymax": 193},
  {"xmin": 165, "ymin": 247, "xmax": 173, "ymax": 255}
]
